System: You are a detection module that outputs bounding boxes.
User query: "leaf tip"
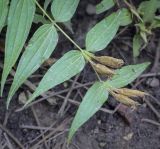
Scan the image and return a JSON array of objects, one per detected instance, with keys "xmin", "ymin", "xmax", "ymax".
[
  {"xmin": 143, "ymin": 61, "xmax": 151, "ymax": 69},
  {"xmin": 145, "ymin": 61, "xmax": 151, "ymax": 66}
]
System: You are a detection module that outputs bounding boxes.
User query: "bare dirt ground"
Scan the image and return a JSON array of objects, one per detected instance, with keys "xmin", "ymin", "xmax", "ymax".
[{"xmin": 0, "ymin": 0, "xmax": 160, "ymax": 149}]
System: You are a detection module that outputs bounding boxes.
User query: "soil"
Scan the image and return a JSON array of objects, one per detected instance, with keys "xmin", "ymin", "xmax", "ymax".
[{"xmin": 0, "ymin": 0, "xmax": 160, "ymax": 149}]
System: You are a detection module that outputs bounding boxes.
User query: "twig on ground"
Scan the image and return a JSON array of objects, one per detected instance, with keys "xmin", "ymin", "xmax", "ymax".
[
  {"xmin": 0, "ymin": 123, "xmax": 25, "ymax": 149},
  {"xmin": 26, "ymin": 121, "xmax": 58, "ymax": 145},
  {"xmin": 2, "ymin": 143, "xmax": 7, "ymax": 149},
  {"xmin": 47, "ymin": 129, "xmax": 68, "ymax": 142},
  {"xmin": 20, "ymin": 125, "xmax": 55, "ymax": 131},
  {"xmin": 4, "ymin": 133, "xmax": 14, "ymax": 149},
  {"xmin": 58, "ymin": 75, "xmax": 80, "ymax": 117},
  {"xmin": 148, "ymin": 95, "xmax": 160, "ymax": 106},
  {"xmin": 144, "ymin": 97, "xmax": 160, "ymax": 119},
  {"xmin": 16, "ymin": 82, "xmax": 93, "ymax": 112},
  {"xmin": 141, "ymin": 118, "xmax": 160, "ymax": 126},
  {"xmin": 140, "ymin": 72, "xmax": 160, "ymax": 78},
  {"xmin": 31, "ymin": 106, "xmax": 49, "ymax": 149},
  {"xmin": 30, "ymin": 118, "xmax": 71, "ymax": 149},
  {"xmin": 56, "ymin": 94, "xmax": 120, "ymax": 114}
]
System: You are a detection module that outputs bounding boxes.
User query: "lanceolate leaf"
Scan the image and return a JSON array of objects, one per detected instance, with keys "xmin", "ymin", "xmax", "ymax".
[
  {"xmin": 0, "ymin": 0, "xmax": 9, "ymax": 32},
  {"xmin": 51, "ymin": 0, "xmax": 80, "ymax": 22},
  {"xmin": 7, "ymin": 24, "xmax": 58, "ymax": 108},
  {"xmin": 143, "ymin": 0, "xmax": 158, "ymax": 23},
  {"xmin": 86, "ymin": 11, "xmax": 121, "ymax": 52},
  {"xmin": 138, "ymin": 0, "xmax": 158, "ymax": 23},
  {"xmin": 68, "ymin": 82, "xmax": 109, "ymax": 142},
  {"xmin": 24, "ymin": 50, "xmax": 85, "ymax": 106},
  {"xmin": 105, "ymin": 62, "xmax": 150, "ymax": 88},
  {"xmin": 96, "ymin": 0, "xmax": 115, "ymax": 14},
  {"xmin": 119, "ymin": 8, "xmax": 132, "ymax": 26},
  {"xmin": 1, "ymin": 0, "xmax": 35, "ymax": 95}
]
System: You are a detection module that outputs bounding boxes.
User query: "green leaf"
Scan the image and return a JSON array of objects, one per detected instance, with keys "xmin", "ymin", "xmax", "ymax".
[
  {"xmin": 138, "ymin": 0, "xmax": 158, "ymax": 23},
  {"xmin": 24, "ymin": 50, "xmax": 85, "ymax": 106},
  {"xmin": 119, "ymin": 8, "xmax": 132, "ymax": 26},
  {"xmin": 0, "ymin": 0, "xmax": 9, "ymax": 32},
  {"xmin": 143, "ymin": 0, "xmax": 157, "ymax": 23},
  {"xmin": 105, "ymin": 62, "xmax": 150, "ymax": 88},
  {"xmin": 96, "ymin": 0, "xmax": 115, "ymax": 14},
  {"xmin": 86, "ymin": 11, "xmax": 121, "ymax": 52},
  {"xmin": 133, "ymin": 34, "xmax": 143, "ymax": 58},
  {"xmin": 7, "ymin": 24, "xmax": 58, "ymax": 108},
  {"xmin": 68, "ymin": 82, "xmax": 108, "ymax": 142},
  {"xmin": 1, "ymin": 0, "xmax": 35, "ymax": 95},
  {"xmin": 51, "ymin": 0, "xmax": 80, "ymax": 22}
]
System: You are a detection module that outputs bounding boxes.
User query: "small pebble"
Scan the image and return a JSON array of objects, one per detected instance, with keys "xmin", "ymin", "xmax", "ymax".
[
  {"xmin": 123, "ymin": 132, "xmax": 133, "ymax": 141},
  {"xmin": 18, "ymin": 92, "xmax": 27, "ymax": 104},
  {"xmin": 146, "ymin": 78, "xmax": 160, "ymax": 87},
  {"xmin": 97, "ymin": 120, "xmax": 101, "ymax": 125},
  {"xmin": 99, "ymin": 142, "xmax": 106, "ymax": 147}
]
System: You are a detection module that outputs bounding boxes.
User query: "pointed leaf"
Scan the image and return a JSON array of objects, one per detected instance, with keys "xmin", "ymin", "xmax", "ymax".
[
  {"xmin": 86, "ymin": 11, "xmax": 121, "ymax": 52},
  {"xmin": 105, "ymin": 62, "xmax": 150, "ymax": 88},
  {"xmin": 138, "ymin": 0, "xmax": 158, "ymax": 23},
  {"xmin": 24, "ymin": 50, "xmax": 85, "ymax": 106},
  {"xmin": 51, "ymin": 0, "xmax": 80, "ymax": 22},
  {"xmin": 68, "ymin": 82, "xmax": 108, "ymax": 141},
  {"xmin": 0, "ymin": 0, "xmax": 9, "ymax": 32},
  {"xmin": 1, "ymin": 0, "xmax": 35, "ymax": 95},
  {"xmin": 7, "ymin": 24, "xmax": 58, "ymax": 107},
  {"xmin": 96, "ymin": 0, "xmax": 115, "ymax": 14}
]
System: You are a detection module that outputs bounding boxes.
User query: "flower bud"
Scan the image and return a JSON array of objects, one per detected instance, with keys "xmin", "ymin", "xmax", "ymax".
[
  {"xmin": 115, "ymin": 88, "xmax": 148, "ymax": 97},
  {"xmin": 111, "ymin": 92, "xmax": 140, "ymax": 107},
  {"xmin": 92, "ymin": 63, "xmax": 115, "ymax": 76},
  {"xmin": 93, "ymin": 56, "xmax": 124, "ymax": 68}
]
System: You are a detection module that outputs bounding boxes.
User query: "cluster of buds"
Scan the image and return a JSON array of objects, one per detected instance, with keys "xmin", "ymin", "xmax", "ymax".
[
  {"xmin": 85, "ymin": 52, "xmax": 148, "ymax": 107},
  {"xmin": 110, "ymin": 88, "xmax": 148, "ymax": 107},
  {"xmin": 89, "ymin": 54, "xmax": 124, "ymax": 77}
]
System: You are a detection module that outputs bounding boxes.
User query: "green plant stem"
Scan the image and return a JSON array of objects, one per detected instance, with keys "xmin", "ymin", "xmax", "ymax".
[
  {"xmin": 34, "ymin": 0, "xmax": 82, "ymax": 52},
  {"xmin": 123, "ymin": 0, "xmax": 143, "ymax": 22},
  {"xmin": 34, "ymin": 0, "xmax": 103, "ymax": 81}
]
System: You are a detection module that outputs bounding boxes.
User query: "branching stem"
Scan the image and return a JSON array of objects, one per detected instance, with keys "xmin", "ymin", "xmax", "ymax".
[
  {"xmin": 34, "ymin": 0, "xmax": 83, "ymax": 52},
  {"xmin": 34, "ymin": 0, "xmax": 103, "ymax": 81}
]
